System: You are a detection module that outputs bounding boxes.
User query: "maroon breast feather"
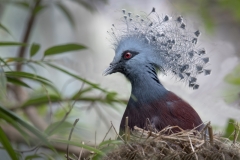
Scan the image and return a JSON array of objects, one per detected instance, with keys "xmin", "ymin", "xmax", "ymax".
[{"xmin": 120, "ymin": 91, "xmax": 203, "ymax": 133}]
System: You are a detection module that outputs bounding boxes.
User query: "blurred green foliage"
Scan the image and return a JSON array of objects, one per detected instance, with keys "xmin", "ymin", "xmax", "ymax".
[
  {"xmin": 0, "ymin": 0, "xmax": 127, "ymax": 159},
  {"xmin": 1, "ymin": 0, "xmax": 240, "ymax": 159},
  {"xmin": 173, "ymin": 0, "xmax": 240, "ymax": 32},
  {"xmin": 224, "ymin": 118, "xmax": 240, "ymax": 142},
  {"xmin": 173, "ymin": 0, "xmax": 240, "ymax": 142}
]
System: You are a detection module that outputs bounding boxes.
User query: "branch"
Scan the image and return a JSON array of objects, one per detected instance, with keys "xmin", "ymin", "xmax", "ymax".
[
  {"xmin": 8, "ymin": 96, "xmax": 127, "ymax": 111},
  {"xmin": 16, "ymin": 0, "xmax": 41, "ymax": 71}
]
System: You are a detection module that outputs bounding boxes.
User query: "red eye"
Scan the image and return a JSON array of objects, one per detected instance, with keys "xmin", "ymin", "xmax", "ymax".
[{"xmin": 123, "ymin": 52, "xmax": 132, "ymax": 59}]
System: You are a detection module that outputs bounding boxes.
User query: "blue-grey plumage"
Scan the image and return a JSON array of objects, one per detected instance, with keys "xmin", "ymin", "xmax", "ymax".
[{"xmin": 103, "ymin": 8, "xmax": 209, "ymax": 133}]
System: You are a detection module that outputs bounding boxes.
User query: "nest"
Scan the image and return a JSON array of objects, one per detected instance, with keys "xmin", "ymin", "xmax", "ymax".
[{"xmin": 103, "ymin": 123, "xmax": 240, "ymax": 160}]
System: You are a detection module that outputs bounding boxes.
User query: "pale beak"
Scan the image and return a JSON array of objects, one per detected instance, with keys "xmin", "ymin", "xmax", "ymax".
[{"xmin": 102, "ymin": 64, "xmax": 115, "ymax": 76}]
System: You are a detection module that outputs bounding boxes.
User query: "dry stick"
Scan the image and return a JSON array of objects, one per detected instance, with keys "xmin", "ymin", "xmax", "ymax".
[
  {"xmin": 64, "ymin": 154, "xmax": 75, "ymax": 160},
  {"xmin": 67, "ymin": 118, "xmax": 79, "ymax": 160},
  {"xmin": 127, "ymin": 126, "xmax": 130, "ymax": 141},
  {"xmin": 138, "ymin": 125, "xmax": 145, "ymax": 141},
  {"xmin": 188, "ymin": 135, "xmax": 198, "ymax": 160},
  {"xmin": 110, "ymin": 121, "xmax": 134, "ymax": 150},
  {"xmin": 203, "ymin": 131, "xmax": 207, "ymax": 147},
  {"xmin": 111, "ymin": 121, "xmax": 125, "ymax": 142},
  {"xmin": 101, "ymin": 125, "xmax": 113, "ymax": 143},
  {"xmin": 78, "ymin": 142, "xmax": 84, "ymax": 160},
  {"xmin": 195, "ymin": 141, "xmax": 205, "ymax": 148},
  {"xmin": 208, "ymin": 125, "xmax": 214, "ymax": 145},
  {"xmin": 188, "ymin": 121, "xmax": 208, "ymax": 135},
  {"xmin": 200, "ymin": 121, "xmax": 210, "ymax": 137},
  {"xmin": 107, "ymin": 138, "xmax": 111, "ymax": 147},
  {"xmin": 71, "ymin": 153, "xmax": 78, "ymax": 159},
  {"xmin": 134, "ymin": 126, "xmax": 204, "ymax": 144},
  {"xmin": 125, "ymin": 116, "xmax": 129, "ymax": 142},
  {"xmin": 233, "ymin": 122, "xmax": 240, "ymax": 144}
]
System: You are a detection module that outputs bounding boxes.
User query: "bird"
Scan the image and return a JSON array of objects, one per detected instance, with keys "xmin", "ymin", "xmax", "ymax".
[{"xmin": 103, "ymin": 8, "xmax": 211, "ymax": 134}]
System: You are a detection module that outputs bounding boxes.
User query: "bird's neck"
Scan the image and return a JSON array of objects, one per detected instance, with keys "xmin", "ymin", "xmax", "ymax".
[{"xmin": 127, "ymin": 65, "xmax": 168, "ymax": 106}]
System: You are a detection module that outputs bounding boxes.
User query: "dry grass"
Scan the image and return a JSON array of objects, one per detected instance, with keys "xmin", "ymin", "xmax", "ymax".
[{"xmin": 103, "ymin": 122, "xmax": 240, "ymax": 160}]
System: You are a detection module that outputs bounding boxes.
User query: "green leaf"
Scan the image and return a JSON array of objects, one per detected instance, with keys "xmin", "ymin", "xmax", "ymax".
[
  {"xmin": 71, "ymin": 87, "xmax": 93, "ymax": 99},
  {"xmin": 0, "ymin": 67, "xmax": 7, "ymax": 99},
  {"xmin": 0, "ymin": 126, "xmax": 18, "ymax": 160},
  {"xmin": 225, "ymin": 65, "xmax": 240, "ymax": 85},
  {"xmin": 0, "ymin": 105, "xmax": 51, "ymax": 146},
  {"xmin": 30, "ymin": 43, "xmax": 40, "ymax": 57},
  {"xmin": 5, "ymin": 71, "xmax": 59, "ymax": 95},
  {"xmin": 0, "ymin": 109, "xmax": 29, "ymax": 144},
  {"xmin": 0, "ymin": 42, "xmax": 26, "ymax": 46},
  {"xmin": 7, "ymin": 77, "xmax": 31, "ymax": 89},
  {"xmin": 225, "ymin": 76, "xmax": 240, "ymax": 85},
  {"xmin": 25, "ymin": 155, "xmax": 42, "ymax": 160},
  {"xmin": 33, "ymin": 5, "xmax": 47, "ymax": 15},
  {"xmin": 44, "ymin": 121, "xmax": 73, "ymax": 136},
  {"xmin": 51, "ymin": 139, "xmax": 104, "ymax": 155},
  {"xmin": 0, "ymin": 57, "xmax": 12, "ymax": 70},
  {"xmin": 5, "ymin": 57, "xmax": 27, "ymax": 63},
  {"xmin": 0, "ymin": 23, "xmax": 12, "ymax": 35},
  {"xmin": 21, "ymin": 94, "xmax": 61, "ymax": 108},
  {"xmin": 56, "ymin": 3, "xmax": 75, "ymax": 27},
  {"xmin": 5, "ymin": 71, "xmax": 52, "ymax": 86},
  {"xmin": 44, "ymin": 43, "xmax": 87, "ymax": 56},
  {"xmin": 224, "ymin": 119, "xmax": 236, "ymax": 140}
]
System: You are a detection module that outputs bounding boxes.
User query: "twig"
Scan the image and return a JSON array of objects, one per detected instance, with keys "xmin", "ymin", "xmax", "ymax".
[
  {"xmin": 125, "ymin": 116, "xmax": 129, "ymax": 142},
  {"xmin": 200, "ymin": 121, "xmax": 210, "ymax": 135},
  {"xmin": 189, "ymin": 121, "xmax": 208, "ymax": 135},
  {"xmin": 67, "ymin": 118, "xmax": 79, "ymax": 160},
  {"xmin": 111, "ymin": 122, "xmax": 124, "ymax": 142},
  {"xmin": 12, "ymin": 0, "xmax": 49, "ymax": 130},
  {"xmin": 134, "ymin": 126, "xmax": 204, "ymax": 144},
  {"xmin": 138, "ymin": 125, "xmax": 145, "ymax": 141},
  {"xmin": 208, "ymin": 125, "xmax": 214, "ymax": 145},
  {"xmin": 110, "ymin": 121, "xmax": 134, "ymax": 150},
  {"xmin": 78, "ymin": 142, "xmax": 84, "ymax": 160},
  {"xmin": 188, "ymin": 135, "xmax": 198, "ymax": 160},
  {"xmin": 195, "ymin": 141, "xmax": 205, "ymax": 148},
  {"xmin": 65, "ymin": 154, "xmax": 75, "ymax": 160},
  {"xmin": 16, "ymin": 0, "xmax": 42, "ymax": 71},
  {"xmin": 101, "ymin": 125, "xmax": 113, "ymax": 143},
  {"xmin": 233, "ymin": 122, "xmax": 240, "ymax": 144},
  {"xmin": 72, "ymin": 153, "xmax": 78, "ymax": 159}
]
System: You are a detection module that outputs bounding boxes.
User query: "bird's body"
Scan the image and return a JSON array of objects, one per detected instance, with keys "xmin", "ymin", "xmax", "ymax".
[
  {"xmin": 103, "ymin": 8, "xmax": 210, "ymax": 133},
  {"xmin": 121, "ymin": 73, "xmax": 203, "ymax": 132},
  {"xmin": 119, "ymin": 62, "xmax": 203, "ymax": 132}
]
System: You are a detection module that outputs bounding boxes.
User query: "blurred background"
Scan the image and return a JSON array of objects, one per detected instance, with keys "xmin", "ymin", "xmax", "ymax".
[{"xmin": 0, "ymin": 0, "xmax": 240, "ymax": 159}]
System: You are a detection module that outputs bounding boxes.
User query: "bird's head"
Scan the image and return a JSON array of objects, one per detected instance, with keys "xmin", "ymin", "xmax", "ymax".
[
  {"xmin": 103, "ymin": 8, "xmax": 211, "ymax": 89},
  {"xmin": 103, "ymin": 37, "xmax": 158, "ymax": 78}
]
